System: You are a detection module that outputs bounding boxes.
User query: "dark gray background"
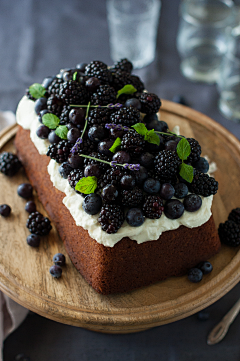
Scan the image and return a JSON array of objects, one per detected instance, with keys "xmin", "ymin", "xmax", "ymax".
[{"xmin": 1, "ymin": 0, "xmax": 240, "ymax": 360}]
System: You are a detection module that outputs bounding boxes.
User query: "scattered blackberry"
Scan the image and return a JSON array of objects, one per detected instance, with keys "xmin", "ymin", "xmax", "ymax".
[
  {"xmin": 68, "ymin": 169, "xmax": 85, "ymax": 195},
  {"xmin": 26, "ymin": 211, "xmax": 52, "ymax": 236},
  {"xmin": 154, "ymin": 150, "xmax": 181, "ymax": 180},
  {"xmin": 59, "ymin": 104, "xmax": 71, "ymax": 125},
  {"xmin": 121, "ymin": 129, "xmax": 145, "ymax": 156},
  {"xmin": 59, "ymin": 80, "xmax": 88, "ymax": 105},
  {"xmin": 111, "ymin": 71, "xmax": 131, "ymax": 91},
  {"xmin": 187, "ymin": 138, "xmax": 201, "ymax": 164},
  {"xmin": 228, "ymin": 208, "xmax": 240, "ymax": 225},
  {"xmin": 88, "ymin": 107, "xmax": 111, "ymax": 127},
  {"xmin": 90, "ymin": 85, "xmax": 116, "ymax": 105},
  {"xmin": 48, "ymin": 77, "xmax": 63, "ymax": 96},
  {"xmin": 139, "ymin": 93, "xmax": 161, "ymax": 114},
  {"xmin": 111, "ymin": 58, "xmax": 133, "ymax": 73},
  {"xmin": 218, "ymin": 220, "xmax": 240, "ymax": 247},
  {"xmin": 85, "ymin": 60, "xmax": 112, "ymax": 84},
  {"xmin": 110, "ymin": 106, "xmax": 140, "ymax": 126},
  {"xmin": 0, "ymin": 152, "xmax": 22, "ymax": 176},
  {"xmin": 189, "ymin": 171, "xmax": 218, "ymax": 197},
  {"xmin": 46, "ymin": 140, "xmax": 72, "ymax": 163},
  {"xmin": 100, "ymin": 167, "xmax": 128, "ymax": 189},
  {"xmin": 25, "ymin": 88, "xmax": 35, "ymax": 100},
  {"xmin": 76, "ymin": 138, "xmax": 97, "ymax": 155},
  {"xmin": 142, "ymin": 195, "xmax": 164, "ymax": 219},
  {"xmin": 129, "ymin": 75, "xmax": 145, "ymax": 92},
  {"xmin": 47, "ymin": 95, "xmax": 63, "ymax": 117},
  {"xmin": 84, "ymin": 152, "xmax": 111, "ymax": 171},
  {"xmin": 121, "ymin": 187, "xmax": 143, "ymax": 207},
  {"xmin": 98, "ymin": 204, "xmax": 124, "ymax": 234}
]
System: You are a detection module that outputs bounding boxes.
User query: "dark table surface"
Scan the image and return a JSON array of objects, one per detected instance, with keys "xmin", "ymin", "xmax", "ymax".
[{"xmin": 1, "ymin": 0, "xmax": 240, "ymax": 360}]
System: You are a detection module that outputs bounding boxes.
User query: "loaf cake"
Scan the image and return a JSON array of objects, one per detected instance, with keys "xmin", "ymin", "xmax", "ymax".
[{"xmin": 14, "ymin": 59, "xmax": 221, "ymax": 294}]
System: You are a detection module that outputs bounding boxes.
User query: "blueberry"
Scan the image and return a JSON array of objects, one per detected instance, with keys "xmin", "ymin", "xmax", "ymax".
[
  {"xmin": 143, "ymin": 113, "xmax": 158, "ymax": 123},
  {"xmin": 85, "ymin": 77, "xmax": 100, "ymax": 91},
  {"xmin": 188, "ymin": 268, "xmax": 203, "ymax": 283},
  {"xmin": 0, "ymin": 204, "xmax": 11, "ymax": 217},
  {"xmin": 84, "ymin": 164, "xmax": 101, "ymax": 178},
  {"xmin": 69, "ymin": 108, "xmax": 85, "ymax": 127},
  {"xmin": 174, "ymin": 183, "xmax": 188, "ymax": 199},
  {"xmin": 67, "ymin": 127, "xmax": 81, "ymax": 143},
  {"xmin": 27, "ymin": 234, "xmax": 40, "ymax": 247},
  {"xmin": 34, "ymin": 97, "xmax": 47, "ymax": 115},
  {"xmin": 76, "ymin": 62, "xmax": 87, "ymax": 72},
  {"xmin": 197, "ymin": 310, "xmax": 210, "ymax": 321},
  {"xmin": 42, "ymin": 76, "xmax": 54, "ymax": 89},
  {"xmin": 139, "ymin": 152, "xmax": 154, "ymax": 168},
  {"xmin": 146, "ymin": 119, "xmax": 168, "ymax": 133},
  {"xmin": 146, "ymin": 134, "xmax": 164, "ymax": 152},
  {"xmin": 134, "ymin": 166, "xmax": 148, "ymax": 186},
  {"xmin": 48, "ymin": 130, "xmax": 61, "ymax": 144},
  {"xmin": 110, "ymin": 128, "xmax": 124, "ymax": 139},
  {"xmin": 164, "ymin": 199, "xmax": 184, "ymax": 219},
  {"xmin": 193, "ymin": 157, "xmax": 209, "ymax": 173},
  {"xmin": 143, "ymin": 178, "xmax": 161, "ymax": 194},
  {"xmin": 120, "ymin": 175, "xmax": 135, "ymax": 190},
  {"xmin": 53, "ymin": 253, "xmax": 66, "ymax": 266},
  {"xmin": 159, "ymin": 183, "xmax": 175, "ymax": 200},
  {"xmin": 49, "ymin": 265, "xmax": 62, "ymax": 278},
  {"xmin": 88, "ymin": 126, "xmax": 106, "ymax": 143},
  {"xmin": 164, "ymin": 140, "xmax": 179, "ymax": 151},
  {"xmin": 17, "ymin": 183, "xmax": 33, "ymax": 199},
  {"xmin": 38, "ymin": 109, "xmax": 51, "ymax": 124},
  {"xmin": 98, "ymin": 139, "xmax": 114, "ymax": 156},
  {"xmin": 172, "ymin": 95, "xmax": 189, "ymax": 106},
  {"xmin": 25, "ymin": 201, "xmax": 36, "ymax": 213},
  {"xmin": 126, "ymin": 208, "xmax": 145, "ymax": 227},
  {"xmin": 82, "ymin": 194, "xmax": 102, "ymax": 215},
  {"xmin": 101, "ymin": 185, "xmax": 118, "ymax": 203},
  {"xmin": 197, "ymin": 261, "xmax": 213, "ymax": 275},
  {"xmin": 68, "ymin": 153, "xmax": 84, "ymax": 169},
  {"xmin": 36, "ymin": 124, "xmax": 50, "ymax": 139},
  {"xmin": 59, "ymin": 162, "xmax": 73, "ymax": 179},
  {"xmin": 183, "ymin": 194, "xmax": 202, "ymax": 212},
  {"xmin": 125, "ymin": 98, "xmax": 141, "ymax": 110},
  {"xmin": 112, "ymin": 151, "xmax": 131, "ymax": 164}
]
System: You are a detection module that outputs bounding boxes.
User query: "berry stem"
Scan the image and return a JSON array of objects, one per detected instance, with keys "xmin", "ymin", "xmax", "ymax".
[
  {"xmin": 154, "ymin": 130, "xmax": 184, "ymax": 139},
  {"xmin": 79, "ymin": 154, "xmax": 140, "ymax": 171}
]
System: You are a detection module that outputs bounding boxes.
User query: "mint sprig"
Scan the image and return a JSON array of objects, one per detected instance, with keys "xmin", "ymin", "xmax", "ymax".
[
  {"xmin": 42, "ymin": 113, "xmax": 60, "ymax": 129},
  {"xmin": 179, "ymin": 163, "xmax": 194, "ymax": 183},
  {"xmin": 176, "ymin": 138, "xmax": 191, "ymax": 161},
  {"xmin": 29, "ymin": 83, "xmax": 46, "ymax": 99},
  {"xmin": 55, "ymin": 125, "xmax": 68, "ymax": 140},
  {"xmin": 132, "ymin": 123, "xmax": 160, "ymax": 146},
  {"xmin": 132, "ymin": 123, "xmax": 148, "ymax": 136},
  {"xmin": 109, "ymin": 137, "xmax": 121, "ymax": 153},
  {"xmin": 73, "ymin": 71, "xmax": 78, "ymax": 81},
  {"xmin": 117, "ymin": 84, "xmax": 137, "ymax": 99},
  {"xmin": 75, "ymin": 176, "xmax": 97, "ymax": 194}
]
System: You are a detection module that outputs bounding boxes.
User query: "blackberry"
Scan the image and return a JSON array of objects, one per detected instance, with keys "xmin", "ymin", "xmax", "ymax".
[
  {"xmin": 142, "ymin": 195, "xmax": 164, "ymax": 219},
  {"xmin": 100, "ymin": 167, "xmax": 128, "ymax": 189},
  {"xmin": 25, "ymin": 88, "xmax": 35, "ymax": 100},
  {"xmin": 0, "ymin": 152, "xmax": 22, "ymax": 176},
  {"xmin": 129, "ymin": 75, "xmax": 145, "ymax": 92},
  {"xmin": 98, "ymin": 204, "xmax": 124, "ymax": 234},
  {"xmin": 187, "ymin": 138, "xmax": 201, "ymax": 164},
  {"xmin": 84, "ymin": 152, "xmax": 111, "ymax": 171},
  {"xmin": 121, "ymin": 129, "xmax": 145, "ymax": 156},
  {"xmin": 76, "ymin": 138, "xmax": 97, "ymax": 155},
  {"xmin": 90, "ymin": 85, "xmax": 116, "ymax": 105},
  {"xmin": 47, "ymin": 95, "xmax": 63, "ymax": 117},
  {"xmin": 59, "ymin": 80, "xmax": 88, "ymax": 105},
  {"xmin": 26, "ymin": 211, "xmax": 52, "ymax": 236},
  {"xmin": 110, "ymin": 106, "xmax": 140, "ymax": 126},
  {"xmin": 59, "ymin": 104, "xmax": 71, "ymax": 125},
  {"xmin": 121, "ymin": 187, "xmax": 143, "ymax": 207},
  {"xmin": 88, "ymin": 108, "xmax": 111, "ymax": 127},
  {"xmin": 68, "ymin": 169, "xmax": 84, "ymax": 194},
  {"xmin": 48, "ymin": 77, "xmax": 63, "ymax": 96},
  {"xmin": 85, "ymin": 60, "xmax": 112, "ymax": 84},
  {"xmin": 111, "ymin": 58, "xmax": 133, "ymax": 73},
  {"xmin": 46, "ymin": 140, "xmax": 72, "ymax": 163},
  {"xmin": 154, "ymin": 150, "xmax": 181, "ymax": 180},
  {"xmin": 218, "ymin": 220, "xmax": 240, "ymax": 247},
  {"xmin": 228, "ymin": 208, "xmax": 240, "ymax": 225},
  {"xmin": 111, "ymin": 71, "xmax": 132, "ymax": 91},
  {"xmin": 189, "ymin": 171, "xmax": 218, "ymax": 197},
  {"xmin": 139, "ymin": 93, "xmax": 161, "ymax": 114}
]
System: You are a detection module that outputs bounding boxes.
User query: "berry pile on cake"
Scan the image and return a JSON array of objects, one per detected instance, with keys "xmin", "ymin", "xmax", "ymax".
[{"xmin": 14, "ymin": 59, "xmax": 221, "ymax": 294}]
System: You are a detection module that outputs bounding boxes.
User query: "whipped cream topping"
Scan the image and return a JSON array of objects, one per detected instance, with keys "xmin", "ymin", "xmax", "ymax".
[{"xmin": 16, "ymin": 96, "xmax": 213, "ymax": 248}]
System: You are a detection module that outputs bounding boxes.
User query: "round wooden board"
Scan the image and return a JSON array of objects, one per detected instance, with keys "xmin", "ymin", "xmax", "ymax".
[{"xmin": 0, "ymin": 100, "xmax": 240, "ymax": 334}]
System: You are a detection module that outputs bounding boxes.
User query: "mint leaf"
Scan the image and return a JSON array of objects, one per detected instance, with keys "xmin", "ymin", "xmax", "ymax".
[
  {"xmin": 42, "ymin": 113, "xmax": 60, "ymax": 129},
  {"xmin": 132, "ymin": 123, "xmax": 148, "ymax": 136},
  {"xmin": 109, "ymin": 137, "xmax": 121, "ymax": 153},
  {"xmin": 144, "ymin": 129, "xmax": 160, "ymax": 146},
  {"xmin": 75, "ymin": 176, "xmax": 97, "ymax": 194},
  {"xmin": 179, "ymin": 163, "xmax": 194, "ymax": 183},
  {"xmin": 55, "ymin": 125, "xmax": 68, "ymax": 139},
  {"xmin": 29, "ymin": 83, "xmax": 46, "ymax": 99},
  {"xmin": 73, "ymin": 71, "xmax": 78, "ymax": 81},
  {"xmin": 116, "ymin": 84, "xmax": 137, "ymax": 99},
  {"xmin": 177, "ymin": 138, "xmax": 191, "ymax": 161}
]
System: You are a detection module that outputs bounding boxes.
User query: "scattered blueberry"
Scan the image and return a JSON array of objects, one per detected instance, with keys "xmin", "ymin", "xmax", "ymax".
[
  {"xmin": 59, "ymin": 162, "xmax": 73, "ymax": 179},
  {"xmin": 34, "ymin": 97, "xmax": 47, "ymax": 115},
  {"xmin": 98, "ymin": 139, "xmax": 115, "ymax": 156},
  {"xmin": 172, "ymin": 95, "xmax": 189, "ymax": 106},
  {"xmin": 25, "ymin": 201, "xmax": 36, "ymax": 213},
  {"xmin": 146, "ymin": 119, "xmax": 168, "ymax": 133},
  {"xmin": 27, "ymin": 234, "xmax": 41, "ymax": 247},
  {"xmin": 110, "ymin": 128, "xmax": 124, "ymax": 139},
  {"xmin": 88, "ymin": 125, "xmax": 106, "ymax": 143},
  {"xmin": 17, "ymin": 183, "xmax": 33, "ymax": 199},
  {"xmin": 143, "ymin": 113, "xmax": 158, "ymax": 123},
  {"xmin": 125, "ymin": 98, "xmax": 141, "ymax": 110},
  {"xmin": 101, "ymin": 185, "xmax": 118, "ymax": 203},
  {"xmin": 68, "ymin": 153, "xmax": 84, "ymax": 169},
  {"xmin": 164, "ymin": 199, "xmax": 184, "ymax": 219},
  {"xmin": 53, "ymin": 253, "xmax": 66, "ymax": 266},
  {"xmin": 85, "ymin": 77, "xmax": 101, "ymax": 91},
  {"xmin": 82, "ymin": 194, "xmax": 102, "ymax": 215},
  {"xmin": 134, "ymin": 166, "xmax": 148, "ymax": 186},
  {"xmin": 174, "ymin": 183, "xmax": 188, "ymax": 199},
  {"xmin": 67, "ymin": 127, "xmax": 81, "ymax": 144},
  {"xmin": 36, "ymin": 124, "xmax": 50, "ymax": 139},
  {"xmin": 159, "ymin": 183, "xmax": 175, "ymax": 200},
  {"xmin": 197, "ymin": 261, "xmax": 213, "ymax": 275},
  {"xmin": 126, "ymin": 208, "xmax": 145, "ymax": 227},
  {"xmin": 0, "ymin": 204, "xmax": 11, "ymax": 217},
  {"xmin": 84, "ymin": 164, "xmax": 101, "ymax": 178},
  {"xmin": 188, "ymin": 268, "xmax": 203, "ymax": 283},
  {"xmin": 183, "ymin": 194, "xmax": 202, "ymax": 212},
  {"xmin": 164, "ymin": 140, "xmax": 179, "ymax": 151},
  {"xmin": 69, "ymin": 108, "xmax": 85, "ymax": 127},
  {"xmin": 143, "ymin": 178, "xmax": 161, "ymax": 194},
  {"xmin": 49, "ymin": 264, "xmax": 62, "ymax": 278},
  {"xmin": 42, "ymin": 76, "xmax": 54, "ymax": 89},
  {"xmin": 193, "ymin": 157, "xmax": 209, "ymax": 173},
  {"xmin": 112, "ymin": 151, "xmax": 131, "ymax": 164},
  {"xmin": 120, "ymin": 175, "xmax": 135, "ymax": 190},
  {"xmin": 197, "ymin": 310, "xmax": 210, "ymax": 321},
  {"xmin": 38, "ymin": 109, "xmax": 51, "ymax": 124},
  {"xmin": 139, "ymin": 152, "xmax": 154, "ymax": 168},
  {"xmin": 76, "ymin": 62, "xmax": 87, "ymax": 72},
  {"xmin": 48, "ymin": 130, "xmax": 61, "ymax": 144}
]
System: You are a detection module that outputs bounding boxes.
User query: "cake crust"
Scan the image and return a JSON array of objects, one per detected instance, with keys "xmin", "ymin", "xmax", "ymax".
[{"xmin": 15, "ymin": 126, "xmax": 221, "ymax": 294}]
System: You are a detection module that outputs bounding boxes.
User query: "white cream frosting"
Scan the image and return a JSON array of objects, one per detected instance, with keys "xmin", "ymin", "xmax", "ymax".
[{"xmin": 16, "ymin": 96, "xmax": 213, "ymax": 248}]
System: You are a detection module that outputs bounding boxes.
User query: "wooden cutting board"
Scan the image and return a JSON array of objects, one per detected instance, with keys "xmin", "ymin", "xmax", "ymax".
[{"xmin": 0, "ymin": 100, "xmax": 240, "ymax": 334}]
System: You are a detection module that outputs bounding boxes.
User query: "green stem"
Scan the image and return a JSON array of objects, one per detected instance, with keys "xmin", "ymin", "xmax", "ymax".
[
  {"xmin": 79, "ymin": 154, "xmax": 110, "ymax": 166},
  {"xmin": 80, "ymin": 101, "xmax": 91, "ymax": 139}
]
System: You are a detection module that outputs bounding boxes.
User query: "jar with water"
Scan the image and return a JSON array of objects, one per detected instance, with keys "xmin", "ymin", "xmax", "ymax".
[{"xmin": 177, "ymin": 0, "xmax": 235, "ymax": 83}]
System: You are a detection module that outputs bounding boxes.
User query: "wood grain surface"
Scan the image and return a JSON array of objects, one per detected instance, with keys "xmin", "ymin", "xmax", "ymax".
[{"xmin": 0, "ymin": 100, "xmax": 240, "ymax": 334}]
